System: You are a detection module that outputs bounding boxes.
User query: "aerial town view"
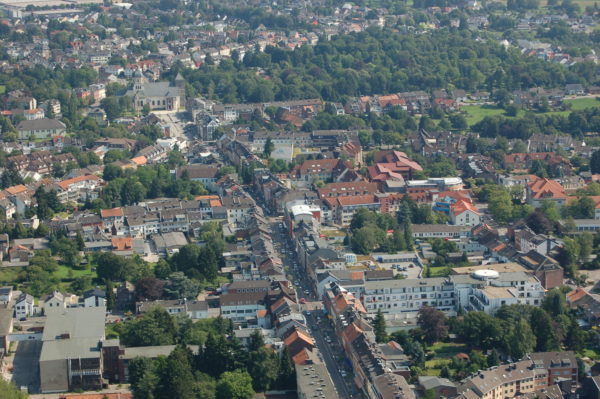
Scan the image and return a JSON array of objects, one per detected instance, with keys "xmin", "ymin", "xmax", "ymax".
[{"xmin": 1, "ymin": 0, "xmax": 600, "ymax": 398}]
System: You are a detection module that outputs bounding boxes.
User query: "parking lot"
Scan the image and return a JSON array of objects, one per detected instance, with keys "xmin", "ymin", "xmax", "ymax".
[
  {"xmin": 10, "ymin": 340, "xmax": 42, "ymax": 393},
  {"xmin": 378, "ymin": 261, "xmax": 422, "ymax": 279}
]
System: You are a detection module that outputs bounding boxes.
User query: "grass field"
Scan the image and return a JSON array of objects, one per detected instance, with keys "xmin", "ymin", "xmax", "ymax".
[
  {"xmin": 463, "ymin": 97, "xmax": 600, "ymax": 126},
  {"xmin": 428, "ymin": 266, "xmax": 451, "ymax": 277}
]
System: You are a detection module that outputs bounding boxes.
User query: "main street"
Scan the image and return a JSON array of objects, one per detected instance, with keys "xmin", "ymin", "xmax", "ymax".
[{"xmin": 267, "ymin": 217, "xmax": 364, "ymax": 399}]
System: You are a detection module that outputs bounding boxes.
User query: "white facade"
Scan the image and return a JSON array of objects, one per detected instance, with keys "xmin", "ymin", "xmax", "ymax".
[
  {"xmin": 362, "ymin": 271, "xmax": 545, "ymax": 317},
  {"xmin": 15, "ymin": 294, "xmax": 34, "ymax": 319},
  {"xmin": 451, "ymin": 209, "xmax": 480, "ymax": 226}
]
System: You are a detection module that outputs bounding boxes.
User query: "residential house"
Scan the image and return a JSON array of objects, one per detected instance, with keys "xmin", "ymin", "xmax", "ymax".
[
  {"xmin": 177, "ymin": 164, "xmax": 219, "ymax": 191},
  {"xmin": 450, "ymin": 199, "xmax": 480, "ymax": 226},
  {"xmin": 527, "ymin": 178, "xmax": 567, "ymax": 208},
  {"xmin": 83, "ymin": 288, "xmax": 106, "ymax": 308},
  {"xmin": 14, "ymin": 292, "xmax": 34, "ymax": 319}
]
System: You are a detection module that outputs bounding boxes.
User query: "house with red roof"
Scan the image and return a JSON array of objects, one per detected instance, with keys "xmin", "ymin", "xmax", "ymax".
[
  {"xmin": 450, "ymin": 199, "xmax": 480, "ymax": 226},
  {"xmin": 526, "ymin": 177, "xmax": 567, "ymax": 208}
]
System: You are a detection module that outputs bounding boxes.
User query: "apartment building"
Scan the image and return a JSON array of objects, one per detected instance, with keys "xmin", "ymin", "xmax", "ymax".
[{"xmin": 362, "ymin": 270, "xmax": 545, "ymax": 317}]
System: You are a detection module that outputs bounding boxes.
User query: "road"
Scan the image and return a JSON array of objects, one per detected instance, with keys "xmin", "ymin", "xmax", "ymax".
[{"xmin": 267, "ymin": 217, "xmax": 364, "ymax": 398}]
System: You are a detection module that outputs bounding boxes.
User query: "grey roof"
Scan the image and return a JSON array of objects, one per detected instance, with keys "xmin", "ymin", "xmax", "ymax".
[
  {"xmin": 42, "ymin": 306, "xmax": 106, "ymax": 341},
  {"xmin": 419, "ymin": 375, "xmax": 456, "ymax": 390},
  {"xmin": 128, "ymin": 81, "xmax": 181, "ymax": 98},
  {"xmin": 0, "ymin": 308, "xmax": 12, "ymax": 336},
  {"xmin": 40, "ymin": 337, "xmax": 101, "ymax": 362},
  {"xmin": 16, "ymin": 118, "xmax": 66, "ymax": 131}
]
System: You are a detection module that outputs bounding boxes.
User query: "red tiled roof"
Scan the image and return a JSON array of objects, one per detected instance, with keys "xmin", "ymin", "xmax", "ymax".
[
  {"xmin": 57, "ymin": 174, "xmax": 100, "ymax": 190},
  {"xmin": 528, "ymin": 178, "xmax": 567, "ymax": 199},
  {"xmin": 336, "ymin": 194, "xmax": 377, "ymax": 206},
  {"xmin": 101, "ymin": 207, "xmax": 124, "ymax": 218},
  {"xmin": 111, "ymin": 237, "xmax": 133, "ymax": 251},
  {"xmin": 451, "ymin": 199, "xmax": 479, "ymax": 216}
]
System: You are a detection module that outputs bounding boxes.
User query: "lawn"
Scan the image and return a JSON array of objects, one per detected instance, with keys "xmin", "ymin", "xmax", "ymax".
[
  {"xmin": 54, "ymin": 265, "xmax": 96, "ymax": 280},
  {"xmin": 463, "ymin": 104, "xmax": 508, "ymax": 126},
  {"xmin": 0, "ymin": 85, "xmax": 5, "ymax": 94},
  {"xmin": 564, "ymin": 97, "xmax": 600, "ymax": 110},
  {"xmin": 428, "ymin": 266, "xmax": 451, "ymax": 277}
]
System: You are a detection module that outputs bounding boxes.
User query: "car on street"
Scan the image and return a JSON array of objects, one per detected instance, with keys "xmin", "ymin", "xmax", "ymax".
[{"xmin": 300, "ymin": 298, "xmax": 306, "ymax": 304}]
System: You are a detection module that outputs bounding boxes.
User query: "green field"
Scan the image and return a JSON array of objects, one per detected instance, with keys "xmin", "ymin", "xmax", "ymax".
[
  {"xmin": 54, "ymin": 264, "xmax": 96, "ymax": 279},
  {"xmin": 463, "ymin": 97, "xmax": 600, "ymax": 126},
  {"xmin": 463, "ymin": 104, "xmax": 508, "ymax": 125}
]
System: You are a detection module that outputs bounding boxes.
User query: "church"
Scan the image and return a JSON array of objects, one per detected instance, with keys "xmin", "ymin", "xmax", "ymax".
[{"xmin": 126, "ymin": 71, "xmax": 185, "ymax": 111}]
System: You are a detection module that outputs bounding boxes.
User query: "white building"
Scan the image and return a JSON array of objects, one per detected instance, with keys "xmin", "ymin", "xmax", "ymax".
[
  {"xmin": 219, "ymin": 292, "xmax": 266, "ymax": 324},
  {"xmin": 14, "ymin": 293, "xmax": 34, "ymax": 319},
  {"xmin": 450, "ymin": 199, "xmax": 481, "ymax": 226},
  {"xmin": 362, "ymin": 270, "xmax": 545, "ymax": 318}
]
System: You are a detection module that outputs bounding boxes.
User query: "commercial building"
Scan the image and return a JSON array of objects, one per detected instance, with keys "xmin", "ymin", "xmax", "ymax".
[{"xmin": 39, "ymin": 307, "xmax": 106, "ymax": 393}]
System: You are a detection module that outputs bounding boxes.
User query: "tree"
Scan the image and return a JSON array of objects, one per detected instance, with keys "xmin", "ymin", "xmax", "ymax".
[
  {"xmin": 505, "ymin": 318, "xmax": 536, "ymax": 360},
  {"xmin": 163, "ymin": 272, "xmax": 199, "ymax": 299},
  {"xmin": 274, "ymin": 346, "xmax": 296, "ymax": 390},
  {"xmin": 96, "ymin": 252, "xmax": 132, "ymax": 282},
  {"xmin": 417, "ymin": 306, "xmax": 448, "ymax": 344},
  {"xmin": 351, "ymin": 225, "xmax": 386, "ymax": 254},
  {"xmin": 530, "ymin": 308, "xmax": 558, "ymax": 352},
  {"xmin": 542, "ymin": 289, "xmax": 567, "ymax": 317},
  {"xmin": 159, "ymin": 345, "xmax": 196, "ymax": 399},
  {"xmin": 374, "ymin": 309, "xmax": 388, "ymax": 343},
  {"xmin": 135, "ymin": 277, "xmax": 165, "ymax": 301},
  {"xmin": 216, "ymin": 370, "xmax": 255, "ymax": 399},
  {"xmin": 106, "ymin": 281, "xmax": 115, "ymax": 310},
  {"xmin": 460, "ymin": 312, "xmax": 503, "ymax": 350},
  {"xmin": 487, "ymin": 185, "xmax": 513, "ymax": 223},
  {"xmin": 120, "ymin": 307, "xmax": 178, "ymax": 347},
  {"xmin": 263, "ymin": 137, "xmax": 275, "ymax": 158},
  {"xmin": 247, "ymin": 347, "xmax": 279, "ymax": 391}
]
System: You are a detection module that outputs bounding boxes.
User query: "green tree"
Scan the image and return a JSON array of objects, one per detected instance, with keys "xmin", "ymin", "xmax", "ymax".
[
  {"xmin": 159, "ymin": 345, "xmax": 196, "ymax": 399},
  {"xmin": 505, "ymin": 318, "xmax": 536, "ymax": 360},
  {"xmin": 247, "ymin": 347, "xmax": 279, "ymax": 391},
  {"xmin": 216, "ymin": 370, "xmax": 255, "ymax": 399},
  {"xmin": 374, "ymin": 309, "xmax": 388, "ymax": 343},
  {"xmin": 542, "ymin": 289, "xmax": 567, "ymax": 317},
  {"xmin": 263, "ymin": 137, "xmax": 275, "ymax": 158},
  {"xmin": 487, "ymin": 185, "xmax": 513, "ymax": 223},
  {"xmin": 530, "ymin": 308, "xmax": 558, "ymax": 352},
  {"xmin": 120, "ymin": 307, "xmax": 178, "ymax": 347},
  {"xmin": 274, "ymin": 346, "xmax": 296, "ymax": 390}
]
